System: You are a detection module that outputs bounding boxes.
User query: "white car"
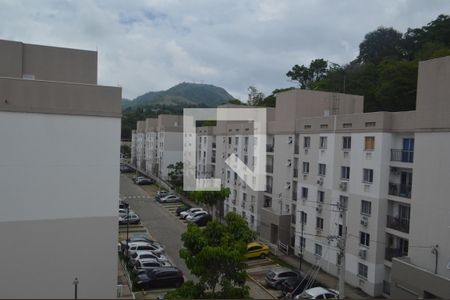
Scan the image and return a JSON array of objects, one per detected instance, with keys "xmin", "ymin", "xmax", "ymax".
[
  {"xmin": 159, "ymin": 194, "xmax": 180, "ymax": 203},
  {"xmin": 125, "ymin": 241, "xmax": 165, "ymax": 257},
  {"xmin": 180, "ymin": 208, "xmax": 204, "ymax": 219},
  {"xmin": 296, "ymin": 287, "xmax": 339, "ymax": 299},
  {"xmin": 128, "ymin": 250, "xmax": 169, "ymax": 266},
  {"xmin": 119, "ymin": 208, "xmax": 134, "ymax": 217},
  {"xmin": 186, "ymin": 210, "xmax": 208, "ymax": 222}
]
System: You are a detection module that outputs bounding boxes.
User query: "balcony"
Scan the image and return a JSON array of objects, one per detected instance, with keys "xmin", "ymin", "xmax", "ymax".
[
  {"xmin": 385, "ymin": 247, "xmax": 408, "ymax": 261},
  {"xmin": 266, "ymin": 144, "xmax": 274, "ymax": 152},
  {"xmin": 293, "ymin": 168, "xmax": 298, "ymax": 178},
  {"xmin": 265, "ymin": 185, "xmax": 273, "ymax": 194},
  {"xmin": 266, "ymin": 165, "xmax": 273, "ymax": 173},
  {"xmin": 388, "ymin": 183, "xmax": 412, "ymax": 198},
  {"xmin": 391, "ymin": 149, "xmax": 414, "ymax": 163},
  {"xmin": 387, "ymin": 215, "xmax": 410, "ymax": 233}
]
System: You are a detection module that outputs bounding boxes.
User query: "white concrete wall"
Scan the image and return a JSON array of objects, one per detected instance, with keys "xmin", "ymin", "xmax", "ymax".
[{"xmin": 0, "ymin": 111, "xmax": 120, "ymax": 298}]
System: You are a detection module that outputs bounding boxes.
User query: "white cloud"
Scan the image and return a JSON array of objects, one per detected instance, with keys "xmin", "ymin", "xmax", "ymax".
[{"xmin": 0, "ymin": 0, "xmax": 449, "ymax": 100}]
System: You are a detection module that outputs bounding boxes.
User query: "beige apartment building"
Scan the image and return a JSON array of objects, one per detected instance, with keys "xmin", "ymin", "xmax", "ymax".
[
  {"xmin": 0, "ymin": 39, "xmax": 121, "ymax": 298},
  {"xmin": 129, "ymin": 55, "xmax": 450, "ymax": 298}
]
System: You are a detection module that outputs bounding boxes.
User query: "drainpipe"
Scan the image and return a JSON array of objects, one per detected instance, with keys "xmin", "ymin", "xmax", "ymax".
[{"xmin": 431, "ymin": 245, "xmax": 439, "ymax": 274}]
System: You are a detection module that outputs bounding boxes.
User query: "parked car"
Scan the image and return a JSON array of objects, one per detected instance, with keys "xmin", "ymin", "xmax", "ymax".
[
  {"xmin": 119, "ymin": 212, "xmax": 140, "ymax": 225},
  {"xmin": 119, "ymin": 200, "xmax": 129, "ymax": 209},
  {"xmin": 265, "ymin": 267, "xmax": 302, "ymax": 290},
  {"xmin": 128, "ymin": 250, "xmax": 169, "ymax": 267},
  {"xmin": 295, "ymin": 287, "xmax": 339, "ymax": 299},
  {"xmin": 282, "ymin": 276, "xmax": 319, "ymax": 297},
  {"xmin": 134, "ymin": 267, "xmax": 184, "ymax": 290},
  {"xmin": 155, "ymin": 190, "xmax": 169, "ymax": 201},
  {"xmin": 192, "ymin": 214, "xmax": 212, "ymax": 227},
  {"xmin": 180, "ymin": 208, "xmax": 205, "ymax": 219},
  {"xmin": 132, "ymin": 258, "xmax": 172, "ymax": 275},
  {"xmin": 119, "ymin": 208, "xmax": 135, "ymax": 217},
  {"xmin": 125, "ymin": 242, "xmax": 165, "ymax": 257},
  {"xmin": 186, "ymin": 210, "xmax": 208, "ymax": 222},
  {"xmin": 120, "ymin": 236, "xmax": 161, "ymax": 253},
  {"xmin": 159, "ymin": 194, "xmax": 180, "ymax": 203},
  {"xmin": 136, "ymin": 177, "xmax": 154, "ymax": 185},
  {"xmin": 120, "ymin": 165, "xmax": 134, "ymax": 173},
  {"xmin": 244, "ymin": 242, "xmax": 270, "ymax": 259},
  {"xmin": 176, "ymin": 205, "xmax": 190, "ymax": 216}
]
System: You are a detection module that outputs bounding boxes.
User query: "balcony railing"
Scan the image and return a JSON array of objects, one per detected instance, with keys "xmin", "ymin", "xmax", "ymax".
[
  {"xmin": 266, "ymin": 144, "xmax": 274, "ymax": 152},
  {"xmin": 389, "ymin": 183, "xmax": 412, "ymax": 198},
  {"xmin": 293, "ymin": 168, "xmax": 299, "ymax": 178},
  {"xmin": 385, "ymin": 247, "xmax": 408, "ymax": 261},
  {"xmin": 266, "ymin": 165, "xmax": 273, "ymax": 173},
  {"xmin": 265, "ymin": 185, "xmax": 272, "ymax": 194},
  {"xmin": 386, "ymin": 216, "xmax": 410, "ymax": 233},
  {"xmin": 391, "ymin": 149, "xmax": 414, "ymax": 163},
  {"xmin": 294, "ymin": 145, "xmax": 299, "ymax": 154}
]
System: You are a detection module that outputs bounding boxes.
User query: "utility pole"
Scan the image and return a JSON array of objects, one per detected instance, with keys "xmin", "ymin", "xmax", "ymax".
[
  {"xmin": 338, "ymin": 202, "xmax": 347, "ymax": 299},
  {"xmin": 299, "ymin": 211, "xmax": 304, "ymax": 271}
]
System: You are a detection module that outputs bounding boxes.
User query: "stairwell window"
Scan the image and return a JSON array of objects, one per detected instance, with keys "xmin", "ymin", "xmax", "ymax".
[
  {"xmin": 304, "ymin": 136, "xmax": 311, "ymax": 148},
  {"xmin": 363, "ymin": 169, "xmax": 374, "ymax": 184},
  {"xmin": 364, "ymin": 136, "xmax": 375, "ymax": 151},
  {"xmin": 361, "ymin": 200, "xmax": 372, "ymax": 215},
  {"xmin": 301, "ymin": 187, "xmax": 309, "ymax": 199},
  {"xmin": 303, "ymin": 162, "xmax": 310, "ymax": 174},
  {"xmin": 318, "ymin": 163, "xmax": 326, "ymax": 176},
  {"xmin": 360, "ymin": 231, "xmax": 370, "ymax": 247},
  {"xmin": 343, "ymin": 136, "xmax": 351, "ymax": 150},
  {"xmin": 319, "ymin": 137, "xmax": 327, "ymax": 149},
  {"xmin": 341, "ymin": 166, "xmax": 350, "ymax": 180}
]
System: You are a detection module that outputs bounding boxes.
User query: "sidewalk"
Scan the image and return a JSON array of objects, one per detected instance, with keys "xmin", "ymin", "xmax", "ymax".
[
  {"xmin": 275, "ymin": 254, "xmax": 369, "ymax": 299},
  {"xmin": 117, "ymin": 258, "xmax": 134, "ymax": 299}
]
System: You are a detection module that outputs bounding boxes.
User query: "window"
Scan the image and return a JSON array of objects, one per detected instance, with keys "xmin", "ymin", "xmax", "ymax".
[
  {"xmin": 320, "ymin": 124, "xmax": 328, "ymax": 129},
  {"xmin": 317, "ymin": 191, "xmax": 325, "ymax": 203},
  {"xmin": 361, "ymin": 200, "xmax": 371, "ymax": 215},
  {"xmin": 363, "ymin": 169, "xmax": 374, "ymax": 183},
  {"xmin": 316, "ymin": 217, "xmax": 324, "ymax": 230},
  {"xmin": 365, "ymin": 122, "xmax": 376, "ymax": 127},
  {"xmin": 343, "ymin": 123, "xmax": 352, "ymax": 128},
  {"xmin": 339, "ymin": 196, "xmax": 348, "ymax": 209},
  {"xmin": 244, "ymin": 136, "xmax": 249, "ymax": 145},
  {"xmin": 318, "ymin": 163, "xmax": 326, "ymax": 176},
  {"xmin": 300, "ymin": 211, "xmax": 307, "ymax": 224},
  {"xmin": 244, "ymin": 155, "xmax": 248, "ymax": 164},
  {"xmin": 341, "ymin": 166, "xmax": 350, "ymax": 180},
  {"xmin": 364, "ymin": 136, "xmax": 375, "ymax": 151},
  {"xmin": 303, "ymin": 136, "xmax": 311, "ymax": 148},
  {"xmin": 343, "ymin": 136, "xmax": 351, "ymax": 149},
  {"xmin": 360, "ymin": 231, "xmax": 370, "ymax": 247},
  {"xmin": 301, "ymin": 187, "xmax": 308, "ymax": 199},
  {"xmin": 319, "ymin": 136, "xmax": 327, "ymax": 149},
  {"xmin": 304, "ymin": 124, "xmax": 312, "ymax": 129},
  {"xmin": 303, "ymin": 162, "xmax": 310, "ymax": 174},
  {"xmin": 358, "ymin": 263, "xmax": 368, "ymax": 279},
  {"xmin": 315, "ymin": 244, "xmax": 323, "ymax": 256},
  {"xmin": 300, "ymin": 237, "xmax": 306, "ymax": 249},
  {"xmin": 338, "ymin": 224, "xmax": 343, "ymax": 237},
  {"xmin": 235, "ymin": 137, "xmax": 239, "ymax": 145}
]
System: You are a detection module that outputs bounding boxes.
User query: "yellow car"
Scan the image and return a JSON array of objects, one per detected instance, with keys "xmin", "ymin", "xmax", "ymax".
[{"xmin": 245, "ymin": 242, "xmax": 270, "ymax": 259}]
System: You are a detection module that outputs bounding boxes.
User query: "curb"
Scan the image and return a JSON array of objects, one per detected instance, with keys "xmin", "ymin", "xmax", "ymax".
[{"xmin": 247, "ymin": 273, "xmax": 277, "ymax": 299}]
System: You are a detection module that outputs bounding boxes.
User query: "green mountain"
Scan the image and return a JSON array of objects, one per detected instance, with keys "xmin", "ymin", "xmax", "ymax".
[{"xmin": 123, "ymin": 82, "xmax": 234, "ymax": 109}]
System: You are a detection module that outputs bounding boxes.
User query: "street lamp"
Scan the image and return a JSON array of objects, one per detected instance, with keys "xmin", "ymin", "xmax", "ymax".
[{"xmin": 73, "ymin": 277, "xmax": 79, "ymax": 299}]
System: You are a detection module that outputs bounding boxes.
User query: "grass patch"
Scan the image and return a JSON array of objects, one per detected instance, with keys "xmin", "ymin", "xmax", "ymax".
[{"xmin": 268, "ymin": 253, "xmax": 297, "ymax": 269}]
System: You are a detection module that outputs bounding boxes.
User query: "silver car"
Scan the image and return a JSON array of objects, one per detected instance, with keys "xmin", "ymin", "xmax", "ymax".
[
  {"xmin": 265, "ymin": 267, "xmax": 302, "ymax": 290},
  {"xmin": 159, "ymin": 194, "xmax": 180, "ymax": 203}
]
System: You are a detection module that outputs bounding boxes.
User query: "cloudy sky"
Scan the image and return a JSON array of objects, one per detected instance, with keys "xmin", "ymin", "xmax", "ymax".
[{"xmin": 1, "ymin": 0, "xmax": 449, "ymax": 100}]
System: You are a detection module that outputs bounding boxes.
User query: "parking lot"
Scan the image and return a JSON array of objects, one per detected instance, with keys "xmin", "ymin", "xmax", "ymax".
[{"xmin": 119, "ymin": 173, "xmax": 311, "ymax": 299}]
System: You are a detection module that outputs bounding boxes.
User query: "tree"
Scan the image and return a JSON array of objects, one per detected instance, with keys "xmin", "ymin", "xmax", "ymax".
[
  {"xmin": 286, "ymin": 59, "xmax": 329, "ymax": 89},
  {"xmin": 225, "ymin": 99, "xmax": 247, "ymax": 105},
  {"xmin": 356, "ymin": 27, "xmax": 403, "ymax": 64},
  {"xmin": 120, "ymin": 144, "xmax": 131, "ymax": 158},
  {"xmin": 190, "ymin": 187, "xmax": 231, "ymax": 220},
  {"xmin": 168, "ymin": 162, "xmax": 183, "ymax": 189},
  {"xmin": 247, "ymin": 86, "xmax": 265, "ymax": 105},
  {"xmin": 166, "ymin": 212, "xmax": 255, "ymax": 299}
]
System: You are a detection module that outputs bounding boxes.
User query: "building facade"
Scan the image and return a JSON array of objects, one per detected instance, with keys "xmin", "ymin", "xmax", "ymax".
[{"xmin": 0, "ymin": 39, "xmax": 121, "ymax": 298}]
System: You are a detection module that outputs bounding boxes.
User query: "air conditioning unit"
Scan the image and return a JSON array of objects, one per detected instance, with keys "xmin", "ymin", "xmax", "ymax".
[
  {"xmin": 339, "ymin": 181, "xmax": 348, "ymax": 191},
  {"xmin": 317, "ymin": 177, "xmax": 324, "ymax": 185},
  {"xmin": 304, "ymin": 148, "xmax": 309, "ymax": 154},
  {"xmin": 361, "ymin": 216, "xmax": 369, "ymax": 227},
  {"xmin": 316, "ymin": 204, "xmax": 322, "ymax": 213},
  {"xmin": 286, "ymin": 159, "xmax": 292, "ymax": 167},
  {"xmin": 285, "ymin": 182, "xmax": 291, "ymax": 190},
  {"xmin": 288, "ymin": 137, "xmax": 293, "ymax": 144},
  {"xmin": 359, "ymin": 249, "xmax": 367, "ymax": 259}
]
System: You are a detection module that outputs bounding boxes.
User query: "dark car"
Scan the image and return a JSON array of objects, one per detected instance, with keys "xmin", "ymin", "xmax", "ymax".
[
  {"xmin": 137, "ymin": 178, "xmax": 154, "ymax": 185},
  {"xmin": 192, "ymin": 214, "xmax": 212, "ymax": 227},
  {"xmin": 134, "ymin": 267, "xmax": 184, "ymax": 290},
  {"xmin": 120, "ymin": 165, "xmax": 134, "ymax": 173},
  {"xmin": 282, "ymin": 275, "xmax": 319, "ymax": 297},
  {"xmin": 176, "ymin": 205, "xmax": 190, "ymax": 216},
  {"xmin": 119, "ymin": 200, "xmax": 129, "ymax": 209}
]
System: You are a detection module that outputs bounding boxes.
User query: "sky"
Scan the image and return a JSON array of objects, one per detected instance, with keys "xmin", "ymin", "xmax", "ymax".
[{"xmin": 1, "ymin": 0, "xmax": 449, "ymax": 101}]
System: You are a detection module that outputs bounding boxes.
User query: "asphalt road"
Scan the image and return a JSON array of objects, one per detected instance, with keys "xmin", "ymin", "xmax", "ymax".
[{"xmin": 119, "ymin": 174, "xmax": 193, "ymax": 280}]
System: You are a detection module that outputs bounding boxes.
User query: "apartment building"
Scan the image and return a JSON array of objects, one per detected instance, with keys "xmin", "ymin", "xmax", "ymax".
[
  {"xmin": 0, "ymin": 40, "xmax": 121, "ymax": 298},
  {"xmin": 131, "ymin": 114, "xmax": 183, "ymax": 181}
]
